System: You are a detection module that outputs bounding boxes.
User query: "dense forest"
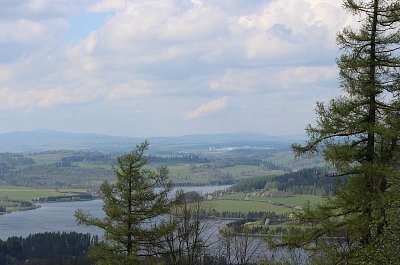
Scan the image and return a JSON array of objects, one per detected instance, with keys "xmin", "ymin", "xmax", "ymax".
[
  {"xmin": 0, "ymin": 232, "xmax": 97, "ymax": 265},
  {"xmin": 230, "ymin": 167, "xmax": 338, "ymax": 195}
]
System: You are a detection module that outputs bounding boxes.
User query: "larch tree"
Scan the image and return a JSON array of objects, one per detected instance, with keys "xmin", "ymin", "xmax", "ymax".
[
  {"xmin": 281, "ymin": 0, "xmax": 400, "ymax": 264},
  {"xmin": 75, "ymin": 141, "xmax": 175, "ymax": 265}
]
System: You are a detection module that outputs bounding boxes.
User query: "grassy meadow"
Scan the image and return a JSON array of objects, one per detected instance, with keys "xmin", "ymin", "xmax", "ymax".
[
  {"xmin": 0, "ymin": 185, "xmax": 84, "ymax": 201},
  {"xmin": 221, "ymin": 193, "xmax": 326, "ymax": 207},
  {"xmin": 206, "ymin": 193, "xmax": 327, "ymax": 215},
  {"xmin": 206, "ymin": 199, "xmax": 297, "ymax": 214}
]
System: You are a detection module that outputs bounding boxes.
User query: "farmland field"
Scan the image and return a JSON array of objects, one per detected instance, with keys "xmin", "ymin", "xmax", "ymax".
[
  {"xmin": 221, "ymin": 193, "xmax": 326, "ymax": 207},
  {"xmin": 0, "ymin": 185, "xmax": 84, "ymax": 201},
  {"xmin": 219, "ymin": 165, "xmax": 284, "ymax": 178},
  {"xmin": 207, "ymin": 193, "xmax": 327, "ymax": 215},
  {"xmin": 206, "ymin": 199, "xmax": 297, "ymax": 214}
]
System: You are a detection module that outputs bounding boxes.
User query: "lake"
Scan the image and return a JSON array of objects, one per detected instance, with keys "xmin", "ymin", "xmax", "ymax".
[
  {"xmin": 0, "ymin": 185, "xmax": 231, "ymax": 239},
  {"xmin": 0, "ymin": 184, "xmax": 306, "ymax": 263}
]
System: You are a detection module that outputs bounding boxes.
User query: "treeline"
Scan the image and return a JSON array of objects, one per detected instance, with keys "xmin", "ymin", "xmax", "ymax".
[
  {"xmin": 272, "ymin": 168, "xmax": 338, "ymax": 195},
  {"xmin": 0, "ymin": 232, "xmax": 97, "ymax": 265},
  {"xmin": 34, "ymin": 193, "xmax": 94, "ymax": 202},
  {"xmin": 147, "ymin": 155, "xmax": 210, "ymax": 164},
  {"xmin": 60, "ymin": 152, "xmax": 116, "ymax": 167},
  {"xmin": 261, "ymin": 160, "xmax": 283, "ymax": 170},
  {"xmin": 222, "ymin": 211, "xmax": 290, "ymax": 223},
  {"xmin": 229, "ymin": 175, "xmax": 274, "ymax": 192},
  {"xmin": 230, "ymin": 167, "xmax": 339, "ymax": 195},
  {"xmin": 201, "ymin": 157, "xmax": 283, "ymax": 170}
]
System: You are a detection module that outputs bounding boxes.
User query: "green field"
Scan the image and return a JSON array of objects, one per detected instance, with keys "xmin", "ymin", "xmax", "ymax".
[
  {"xmin": 221, "ymin": 193, "xmax": 326, "ymax": 207},
  {"xmin": 28, "ymin": 153, "xmax": 64, "ymax": 164},
  {"xmin": 0, "ymin": 185, "xmax": 84, "ymax": 201},
  {"xmin": 163, "ymin": 163, "xmax": 286, "ymax": 185},
  {"xmin": 207, "ymin": 199, "xmax": 296, "ymax": 214},
  {"xmin": 219, "ymin": 165, "xmax": 284, "ymax": 178},
  {"xmin": 167, "ymin": 164, "xmax": 193, "ymax": 177},
  {"xmin": 207, "ymin": 193, "xmax": 327, "ymax": 215},
  {"xmin": 265, "ymin": 195, "xmax": 326, "ymax": 206}
]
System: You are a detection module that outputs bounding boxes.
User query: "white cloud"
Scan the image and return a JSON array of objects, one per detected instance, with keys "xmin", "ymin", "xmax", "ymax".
[
  {"xmin": 89, "ymin": 0, "xmax": 126, "ymax": 12},
  {"xmin": 0, "ymin": 18, "xmax": 68, "ymax": 44},
  {"xmin": 278, "ymin": 66, "xmax": 338, "ymax": 88},
  {"xmin": 186, "ymin": 97, "xmax": 228, "ymax": 120},
  {"xmin": 107, "ymin": 81, "xmax": 151, "ymax": 99},
  {"xmin": 160, "ymin": 5, "xmax": 228, "ymax": 42},
  {"xmin": 0, "ymin": 0, "xmax": 94, "ymax": 20},
  {"xmin": 210, "ymin": 69, "xmax": 267, "ymax": 94},
  {"xmin": 0, "ymin": 0, "xmax": 355, "ymax": 136},
  {"xmin": 233, "ymin": 1, "xmax": 342, "ymax": 63},
  {"xmin": 0, "ymin": 87, "xmax": 88, "ymax": 109}
]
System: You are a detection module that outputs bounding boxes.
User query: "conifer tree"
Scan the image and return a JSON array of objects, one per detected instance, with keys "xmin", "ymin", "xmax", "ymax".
[
  {"xmin": 283, "ymin": 1, "xmax": 400, "ymax": 263},
  {"xmin": 75, "ymin": 141, "xmax": 174, "ymax": 265}
]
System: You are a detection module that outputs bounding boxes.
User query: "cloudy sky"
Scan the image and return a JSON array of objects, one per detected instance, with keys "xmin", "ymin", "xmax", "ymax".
[{"xmin": 0, "ymin": 0, "xmax": 354, "ymax": 137}]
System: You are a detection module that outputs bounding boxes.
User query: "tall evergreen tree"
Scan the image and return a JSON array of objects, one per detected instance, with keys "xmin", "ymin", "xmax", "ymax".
[
  {"xmin": 75, "ymin": 141, "xmax": 174, "ymax": 265},
  {"xmin": 282, "ymin": 1, "xmax": 400, "ymax": 263}
]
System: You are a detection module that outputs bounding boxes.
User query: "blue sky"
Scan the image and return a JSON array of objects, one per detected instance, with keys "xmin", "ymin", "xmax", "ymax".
[{"xmin": 0, "ymin": 0, "xmax": 354, "ymax": 137}]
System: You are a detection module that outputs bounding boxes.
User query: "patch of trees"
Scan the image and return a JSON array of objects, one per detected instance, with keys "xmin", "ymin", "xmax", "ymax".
[
  {"xmin": 229, "ymin": 175, "xmax": 274, "ymax": 192},
  {"xmin": 260, "ymin": 160, "xmax": 283, "ymax": 170},
  {"xmin": 203, "ymin": 157, "xmax": 264, "ymax": 169},
  {"xmin": 230, "ymin": 168, "xmax": 339, "ymax": 195},
  {"xmin": 35, "ymin": 193, "xmax": 94, "ymax": 202},
  {"xmin": 219, "ymin": 211, "xmax": 290, "ymax": 224},
  {"xmin": 0, "ymin": 232, "xmax": 97, "ymax": 265},
  {"xmin": 271, "ymin": 168, "xmax": 340, "ymax": 195},
  {"xmin": 60, "ymin": 152, "xmax": 117, "ymax": 167}
]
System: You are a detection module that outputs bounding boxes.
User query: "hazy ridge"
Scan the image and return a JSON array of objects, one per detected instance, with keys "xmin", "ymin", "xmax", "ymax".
[{"xmin": 0, "ymin": 129, "xmax": 303, "ymax": 153}]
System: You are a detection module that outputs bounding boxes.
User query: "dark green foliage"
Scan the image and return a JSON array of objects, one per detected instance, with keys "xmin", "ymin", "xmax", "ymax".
[
  {"xmin": 230, "ymin": 168, "xmax": 337, "ymax": 195},
  {"xmin": 273, "ymin": 168, "xmax": 340, "ymax": 195},
  {"xmin": 180, "ymin": 191, "xmax": 203, "ymax": 203},
  {"xmin": 0, "ymin": 232, "xmax": 96, "ymax": 265},
  {"xmin": 75, "ymin": 141, "xmax": 175, "ymax": 264},
  {"xmin": 37, "ymin": 193, "xmax": 94, "ymax": 202},
  {"xmin": 280, "ymin": 1, "xmax": 400, "ymax": 263},
  {"xmin": 229, "ymin": 175, "xmax": 273, "ymax": 192},
  {"xmin": 260, "ymin": 160, "xmax": 283, "ymax": 170}
]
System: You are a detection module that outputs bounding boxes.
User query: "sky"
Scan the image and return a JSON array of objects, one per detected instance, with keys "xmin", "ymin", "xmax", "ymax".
[{"xmin": 0, "ymin": 0, "xmax": 355, "ymax": 137}]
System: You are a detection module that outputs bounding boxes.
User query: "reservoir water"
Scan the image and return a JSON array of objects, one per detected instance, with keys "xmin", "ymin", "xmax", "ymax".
[
  {"xmin": 0, "ymin": 184, "xmax": 306, "ymax": 263},
  {"xmin": 0, "ymin": 185, "xmax": 231, "ymax": 239}
]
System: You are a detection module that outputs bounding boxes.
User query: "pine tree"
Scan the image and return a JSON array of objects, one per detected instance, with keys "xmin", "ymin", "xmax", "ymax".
[
  {"xmin": 282, "ymin": 1, "xmax": 400, "ymax": 263},
  {"xmin": 75, "ymin": 141, "xmax": 174, "ymax": 265}
]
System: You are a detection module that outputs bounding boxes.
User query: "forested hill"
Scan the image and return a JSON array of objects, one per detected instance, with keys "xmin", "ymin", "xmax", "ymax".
[{"xmin": 230, "ymin": 168, "xmax": 340, "ymax": 195}]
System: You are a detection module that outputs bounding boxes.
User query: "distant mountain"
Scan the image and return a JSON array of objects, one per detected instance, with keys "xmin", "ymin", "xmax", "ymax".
[
  {"xmin": 0, "ymin": 129, "xmax": 138, "ymax": 153},
  {"xmin": 0, "ymin": 130, "xmax": 303, "ymax": 153}
]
